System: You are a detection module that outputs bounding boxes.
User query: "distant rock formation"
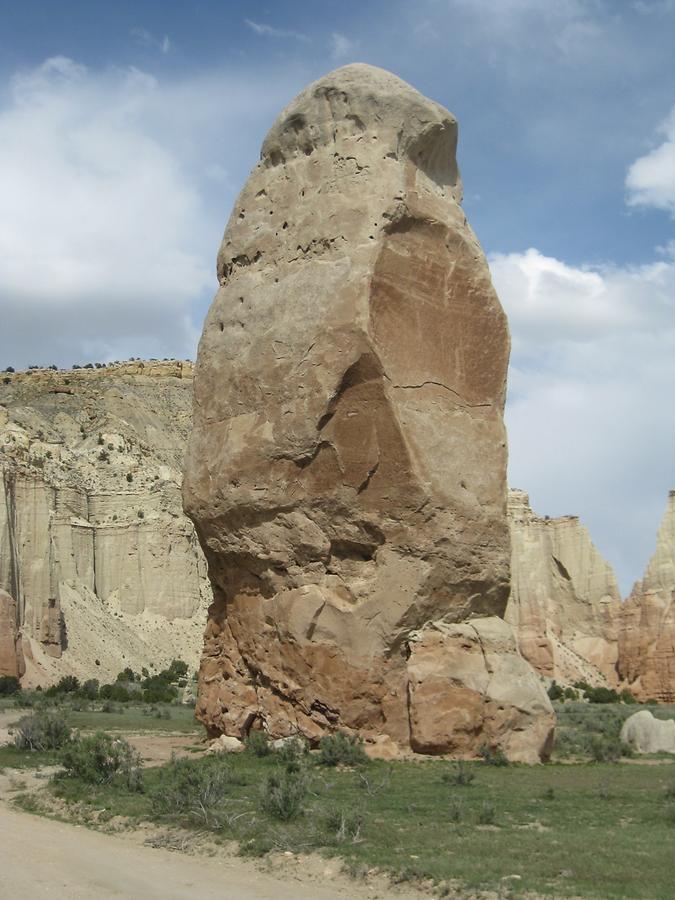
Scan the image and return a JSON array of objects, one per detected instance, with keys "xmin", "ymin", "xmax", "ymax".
[
  {"xmin": 184, "ymin": 64, "xmax": 553, "ymax": 761},
  {"xmin": 618, "ymin": 491, "xmax": 675, "ymax": 702},
  {"xmin": 505, "ymin": 489, "xmax": 621, "ymax": 687},
  {"xmin": 0, "ymin": 361, "xmax": 211, "ymax": 685}
]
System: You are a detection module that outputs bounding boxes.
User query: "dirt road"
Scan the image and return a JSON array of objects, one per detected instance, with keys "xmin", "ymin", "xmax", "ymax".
[{"xmin": 0, "ymin": 802, "xmax": 411, "ymax": 899}]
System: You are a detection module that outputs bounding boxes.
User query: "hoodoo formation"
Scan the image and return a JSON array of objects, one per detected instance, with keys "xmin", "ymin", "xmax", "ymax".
[
  {"xmin": 619, "ymin": 491, "xmax": 675, "ymax": 702},
  {"xmin": 184, "ymin": 64, "xmax": 554, "ymax": 760}
]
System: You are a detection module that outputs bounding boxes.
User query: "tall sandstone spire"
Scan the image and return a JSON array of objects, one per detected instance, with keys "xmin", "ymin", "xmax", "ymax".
[
  {"xmin": 184, "ymin": 64, "xmax": 553, "ymax": 760},
  {"xmin": 619, "ymin": 491, "xmax": 675, "ymax": 702}
]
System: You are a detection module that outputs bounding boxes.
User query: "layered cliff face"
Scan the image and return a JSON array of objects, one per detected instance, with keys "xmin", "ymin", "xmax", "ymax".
[
  {"xmin": 0, "ymin": 361, "xmax": 211, "ymax": 685},
  {"xmin": 505, "ymin": 490, "xmax": 622, "ymax": 686},
  {"xmin": 184, "ymin": 64, "xmax": 554, "ymax": 760},
  {"xmin": 618, "ymin": 492, "xmax": 675, "ymax": 702}
]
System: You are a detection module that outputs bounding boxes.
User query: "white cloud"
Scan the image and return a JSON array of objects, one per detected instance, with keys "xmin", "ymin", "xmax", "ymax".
[
  {"xmin": 244, "ymin": 19, "xmax": 310, "ymax": 43},
  {"xmin": 0, "ymin": 56, "xmax": 298, "ymax": 368},
  {"xmin": 491, "ymin": 248, "xmax": 675, "ymax": 593},
  {"xmin": 329, "ymin": 32, "xmax": 356, "ymax": 61},
  {"xmin": 131, "ymin": 27, "xmax": 171, "ymax": 54},
  {"xmin": 626, "ymin": 105, "xmax": 675, "ymax": 215}
]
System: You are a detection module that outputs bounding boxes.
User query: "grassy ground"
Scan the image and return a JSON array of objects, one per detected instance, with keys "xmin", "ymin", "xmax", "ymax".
[
  {"xmin": 41, "ymin": 751, "xmax": 675, "ymax": 898},
  {"xmin": 2, "ymin": 701, "xmax": 201, "ymax": 733},
  {"xmin": 4, "ymin": 701, "xmax": 675, "ymax": 897}
]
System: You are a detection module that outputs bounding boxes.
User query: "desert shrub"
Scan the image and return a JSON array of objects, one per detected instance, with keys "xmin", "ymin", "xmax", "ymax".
[
  {"xmin": 325, "ymin": 806, "xmax": 365, "ymax": 843},
  {"xmin": 547, "ymin": 681, "xmax": 564, "ymax": 701},
  {"xmin": 151, "ymin": 755, "xmax": 240, "ymax": 826},
  {"xmin": 0, "ymin": 675, "xmax": 21, "ymax": 695},
  {"xmin": 142, "ymin": 685, "xmax": 176, "ymax": 704},
  {"xmin": 276, "ymin": 737, "xmax": 308, "ymax": 767},
  {"xmin": 665, "ymin": 781, "xmax": 675, "ymax": 800},
  {"xmin": 478, "ymin": 744, "xmax": 509, "ymax": 767},
  {"xmin": 589, "ymin": 734, "xmax": 627, "ymax": 762},
  {"xmin": 13, "ymin": 712, "xmax": 71, "ymax": 751},
  {"xmin": 317, "ymin": 732, "xmax": 368, "ymax": 767},
  {"xmin": 620, "ymin": 689, "xmax": 636, "ymax": 704},
  {"xmin": 101, "ymin": 700, "xmax": 120, "ymax": 713},
  {"xmin": 60, "ymin": 732, "xmax": 143, "ymax": 790},
  {"xmin": 448, "ymin": 798, "xmax": 465, "ymax": 823},
  {"xmin": 477, "ymin": 801, "xmax": 497, "ymax": 825},
  {"xmin": 45, "ymin": 675, "xmax": 80, "ymax": 696},
  {"xmin": 245, "ymin": 730, "xmax": 271, "ymax": 757},
  {"xmin": 665, "ymin": 804, "xmax": 675, "ymax": 827},
  {"xmin": 116, "ymin": 667, "xmax": 137, "ymax": 683},
  {"xmin": 441, "ymin": 760, "xmax": 476, "ymax": 786},
  {"xmin": 99, "ymin": 683, "xmax": 132, "ymax": 702},
  {"xmin": 563, "ymin": 686, "xmax": 579, "ymax": 701},
  {"xmin": 79, "ymin": 679, "xmax": 99, "ymax": 700},
  {"xmin": 585, "ymin": 686, "xmax": 620, "ymax": 704},
  {"xmin": 260, "ymin": 768, "xmax": 307, "ymax": 821}
]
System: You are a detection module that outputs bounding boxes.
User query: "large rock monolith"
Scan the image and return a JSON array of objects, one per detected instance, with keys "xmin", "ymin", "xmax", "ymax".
[{"xmin": 184, "ymin": 64, "xmax": 553, "ymax": 761}]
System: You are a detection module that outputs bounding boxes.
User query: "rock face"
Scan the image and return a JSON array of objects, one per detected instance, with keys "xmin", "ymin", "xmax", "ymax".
[
  {"xmin": 618, "ymin": 492, "xmax": 675, "ymax": 702},
  {"xmin": 505, "ymin": 490, "xmax": 621, "ymax": 686},
  {"xmin": 620, "ymin": 709, "xmax": 675, "ymax": 754},
  {"xmin": 0, "ymin": 588, "xmax": 25, "ymax": 679},
  {"xmin": 0, "ymin": 361, "xmax": 211, "ymax": 685},
  {"xmin": 184, "ymin": 64, "xmax": 553, "ymax": 760}
]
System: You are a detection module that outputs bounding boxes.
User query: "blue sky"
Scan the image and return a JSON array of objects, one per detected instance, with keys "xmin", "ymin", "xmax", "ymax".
[{"xmin": 0, "ymin": 0, "xmax": 674, "ymax": 592}]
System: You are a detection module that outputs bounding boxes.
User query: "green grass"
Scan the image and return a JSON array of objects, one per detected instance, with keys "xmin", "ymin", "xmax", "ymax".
[
  {"xmin": 38, "ymin": 749, "xmax": 675, "ymax": 898},
  {"xmin": 66, "ymin": 705, "xmax": 201, "ymax": 734},
  {"xmin": 0, "ymin": 745, "xmax": 59, "ymax": 768}
]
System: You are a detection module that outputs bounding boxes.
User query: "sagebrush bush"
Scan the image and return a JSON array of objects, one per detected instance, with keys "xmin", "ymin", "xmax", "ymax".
[
  {"xmin": 441, "ymin": 760, "xmax": 476, "ymax": 786},
  {"xmin": 245, "ymin": 730, "xmax": 271, "ymax": 757},
  {"xmin": 60, "ymin": 732, "xmax": 143, "ymax": 790},
  {"xmin": 151, "ymin": 755, "xmax": 241, "ymax": 826},
  {"xmin": 13, "ymin": 712, "xmax": 71, "ymax": 751},
  {"xmin": 275, "ymin": 737, "xmax": 308, "ymax": 767},
  {"xmin": 260, "ymin": 769, "xmax": 307, "ymax": 821},
  {"xmin": 325, "ymin": 806, "xmax": 365, "ymax": 843},
  {"xmin": 317, "ymin": 732, "xmax": 368, "ymax": 767},
  {"xmin": 477, "ymin": 801, "xmax": 497, "ymax": 825},
  {"xmin": 478, "ymin": 744, "xmax": 509, "ymax": 767}
]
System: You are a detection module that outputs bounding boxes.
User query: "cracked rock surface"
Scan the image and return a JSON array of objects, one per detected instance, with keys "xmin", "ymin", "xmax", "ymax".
[{"xmin": 184, "ymin": 64, "xmax": 553, "ymax": 760}]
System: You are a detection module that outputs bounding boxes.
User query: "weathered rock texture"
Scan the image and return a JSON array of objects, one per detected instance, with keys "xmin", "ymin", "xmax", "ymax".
[
  {"xmin": 505, "ymin": 490, "xmax": 621, "ymax": 687},
  {"xmin": 0, "ymin": 588, "xmax": 25, "ymax": 679},
  {"xmin": 620, "ymin": 709, "xmax": 675, "ymax": 754},
  {"xmin": 184, "ymin": 64, "xmax": 554, "ymax": 760},
  {"xmin": 0, "ymin": 361, "xmax": 211, "ymax": 685},
  {"xmin": 618, "ymin": 491, "xmax": 675, "ymax": 702}
]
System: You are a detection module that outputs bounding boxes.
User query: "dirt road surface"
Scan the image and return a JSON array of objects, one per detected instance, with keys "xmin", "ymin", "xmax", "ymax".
[{"xmin": 0, "ymin": 802, "xmax": 411, "ymax": 899}]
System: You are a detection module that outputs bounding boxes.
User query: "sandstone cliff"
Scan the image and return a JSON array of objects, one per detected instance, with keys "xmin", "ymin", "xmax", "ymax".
[
  {"xmin": 184, "ymin": 64, "xmax": 553, "ymax": 760},
  {"xmin": 0, "ymin": 361, "xmax": 211, "ymax": 685},
  {"xmin": 618, "ymin": 491, "xmax": 675, "ymax": 702},
  {"xmin": 505, "ymin": 489, "xmax": 621, "ymax": 686}
]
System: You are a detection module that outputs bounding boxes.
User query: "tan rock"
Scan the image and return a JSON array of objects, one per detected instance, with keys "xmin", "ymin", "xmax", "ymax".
[
  {"xmin": 620, "ymin": 709, "xmax": 675, "ymax": 754},
  {"xmin": 0, "ymin": 588, "xmax": 25, "ymax": 679},
  {"xmin": 407, "ymin": 617, "xmax": 554, "ymax": 762},
  {"xmin": 185, "ymin": 64, "xmax": 552, "ymax": 758},
  {"xmin": 618, "ymin": 491, "xmax": 675, "ymax": 702},
  {"xmin": 206, "ymin": 734, "xmax": 244, "ymax": 754},
  {"xmin": 505, "ymin": 489, "xmax": 621, "ymax": 686},
  {"xmin": 0, "ymin": 361, "xmax": 210, "ymax": 686}
]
